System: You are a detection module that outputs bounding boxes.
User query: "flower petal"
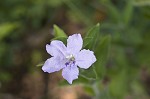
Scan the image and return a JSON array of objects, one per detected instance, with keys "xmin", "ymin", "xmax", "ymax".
[
  {"xmin": 46, "ymin": 40, "xmax": 67, "ymax": 57},
  {"xmin": 67, "ymin": 34, "xmax": 83, "ymax": 55},
  {"xmin": 42, "ymin": 57, "xmax": 65, "ymax": 73},
  {"xmin": 62, "ymin": 66, "xmax": 79, "ymax": 84},
  {"xmin": 75, "ymin": 49, "xmax": 96, "ymax": 69}
]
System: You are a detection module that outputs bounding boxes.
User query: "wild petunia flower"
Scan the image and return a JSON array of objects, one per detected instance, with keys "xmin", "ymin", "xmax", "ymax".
[{"xmin": 42, "ymin": 34, "xmax": 96, "ymax": 84}]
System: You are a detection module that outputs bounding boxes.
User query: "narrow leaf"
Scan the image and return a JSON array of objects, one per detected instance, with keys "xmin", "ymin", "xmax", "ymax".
[
  {"xmin": 85, "ymin": 23, "xmax": 100, "ymax": 50},
  {"xmin": 123, "ymin": 0, "xmax": 133, "ymax": 25},
  {"xmin": 83, "ymin": 37, "xmax": 93, "ymax": 48},
  {"xmin": 53, "ymin": 25, "xmax": 67, "ymax": 37},
  {"xmin": 36, "ymin": 62, "xmax": 44, "ymax": 67}
]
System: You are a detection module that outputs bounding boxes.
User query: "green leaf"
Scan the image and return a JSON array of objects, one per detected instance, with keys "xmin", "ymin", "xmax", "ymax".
[
  {"xmin": 83, "ymin": 37, "xmax": 93, "ymax": 48},
  {"xmin": 73, "ymin": 75, "xmax": 90, "ymax": 84},
  {"xmin": 0, "ymin": 22, "xmax": 19, "ymax": 40},
  {"xmin": 53, "ymin": 24, "xmax": 67, "ymax": 37},
  {"xmin": 94, "ymin": 35, "xmax": 111, "ymax": 78},
  {"xmin": 133, "ymin": 0, "xmax": 150, "ymax": 6},
  {"xmin": 86, "ymin": 23, "xmax": 100, "ymax": 37},
  {"xmin": 36, "ymin": 62, "xmax": 44, "ymax": 67},
  {"xmin": 85, "ymin": 23, "xmax": 100, "ymax": 50},
  {"xmin": 123, "ymin": 0, "xmax": 133, "ymax": 25},
  {"xmin": 59, "ymin": 75, "xmax": 90, "ymax": 86},
  {"xmin": 80, "ymin": 66, "xmax": 97, "ymax": 80},
  {"xmin": 51, "ymin": 36, "xmax": 67, "ymax": 45}
]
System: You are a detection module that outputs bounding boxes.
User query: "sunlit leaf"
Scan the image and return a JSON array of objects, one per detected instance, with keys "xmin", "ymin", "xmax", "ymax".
[
  {"xmin": 53, "ymin": 24, "xmax": 67, "ymax": 37},
  {"xmin": 36, "ymin": 62, "xmax": 44, "ymax": 67}
]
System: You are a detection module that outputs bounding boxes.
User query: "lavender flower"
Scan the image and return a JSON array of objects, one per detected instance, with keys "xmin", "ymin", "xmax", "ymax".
[{"xmin": 42, "ymin": 34, "xmax": 96, "ymax": 84}]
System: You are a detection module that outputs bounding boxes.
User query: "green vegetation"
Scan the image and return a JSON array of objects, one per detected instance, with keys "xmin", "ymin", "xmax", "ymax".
[{"xmin": 0, "ymin": 0, "xmax": 150, "ymax": 99}]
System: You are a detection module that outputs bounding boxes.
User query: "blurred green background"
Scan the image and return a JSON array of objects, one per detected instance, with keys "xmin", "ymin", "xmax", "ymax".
[{"xmin": 0, "ymin": 0, "xmax": 150, "ymax": 99}]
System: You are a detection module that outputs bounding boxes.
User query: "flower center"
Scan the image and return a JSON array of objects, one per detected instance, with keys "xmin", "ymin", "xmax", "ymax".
[
  {"xmin": 65, "ymin": 54, "xmax": 75, "ymax": 67},
  {"xmin": 66, "ymin": 54, "xmax": 75, "ymax": 61}
]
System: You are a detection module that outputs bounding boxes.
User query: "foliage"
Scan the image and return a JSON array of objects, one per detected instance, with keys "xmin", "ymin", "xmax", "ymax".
[{"xmin": 0, "ymin": 0, "xmax": 150, "ymax": 99}]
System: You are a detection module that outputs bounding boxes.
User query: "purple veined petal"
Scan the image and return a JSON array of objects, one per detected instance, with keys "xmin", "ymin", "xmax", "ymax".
[
  {"xmin": 42, "ymin": 57, "xmax": 65, "ymax": 73},
  {"xmin": 75, "ymin": 49, "xmax": 96, "ymax": 69},
  {"xmin": 67, "ymin": 34, "xmax": 83, "ymax": 55},
  {"xmin": 62, "ymin": 65, "xmax": 79, "ymax": 84},
  {"xmin": 46, "ymin": 40, "xmax": 67, "ymax": 57}
]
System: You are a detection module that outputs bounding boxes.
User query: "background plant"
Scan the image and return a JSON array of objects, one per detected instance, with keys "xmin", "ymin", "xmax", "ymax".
[{"xmin": 0, "ymin": 0, "xmax": 150, "ymax": 99}]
